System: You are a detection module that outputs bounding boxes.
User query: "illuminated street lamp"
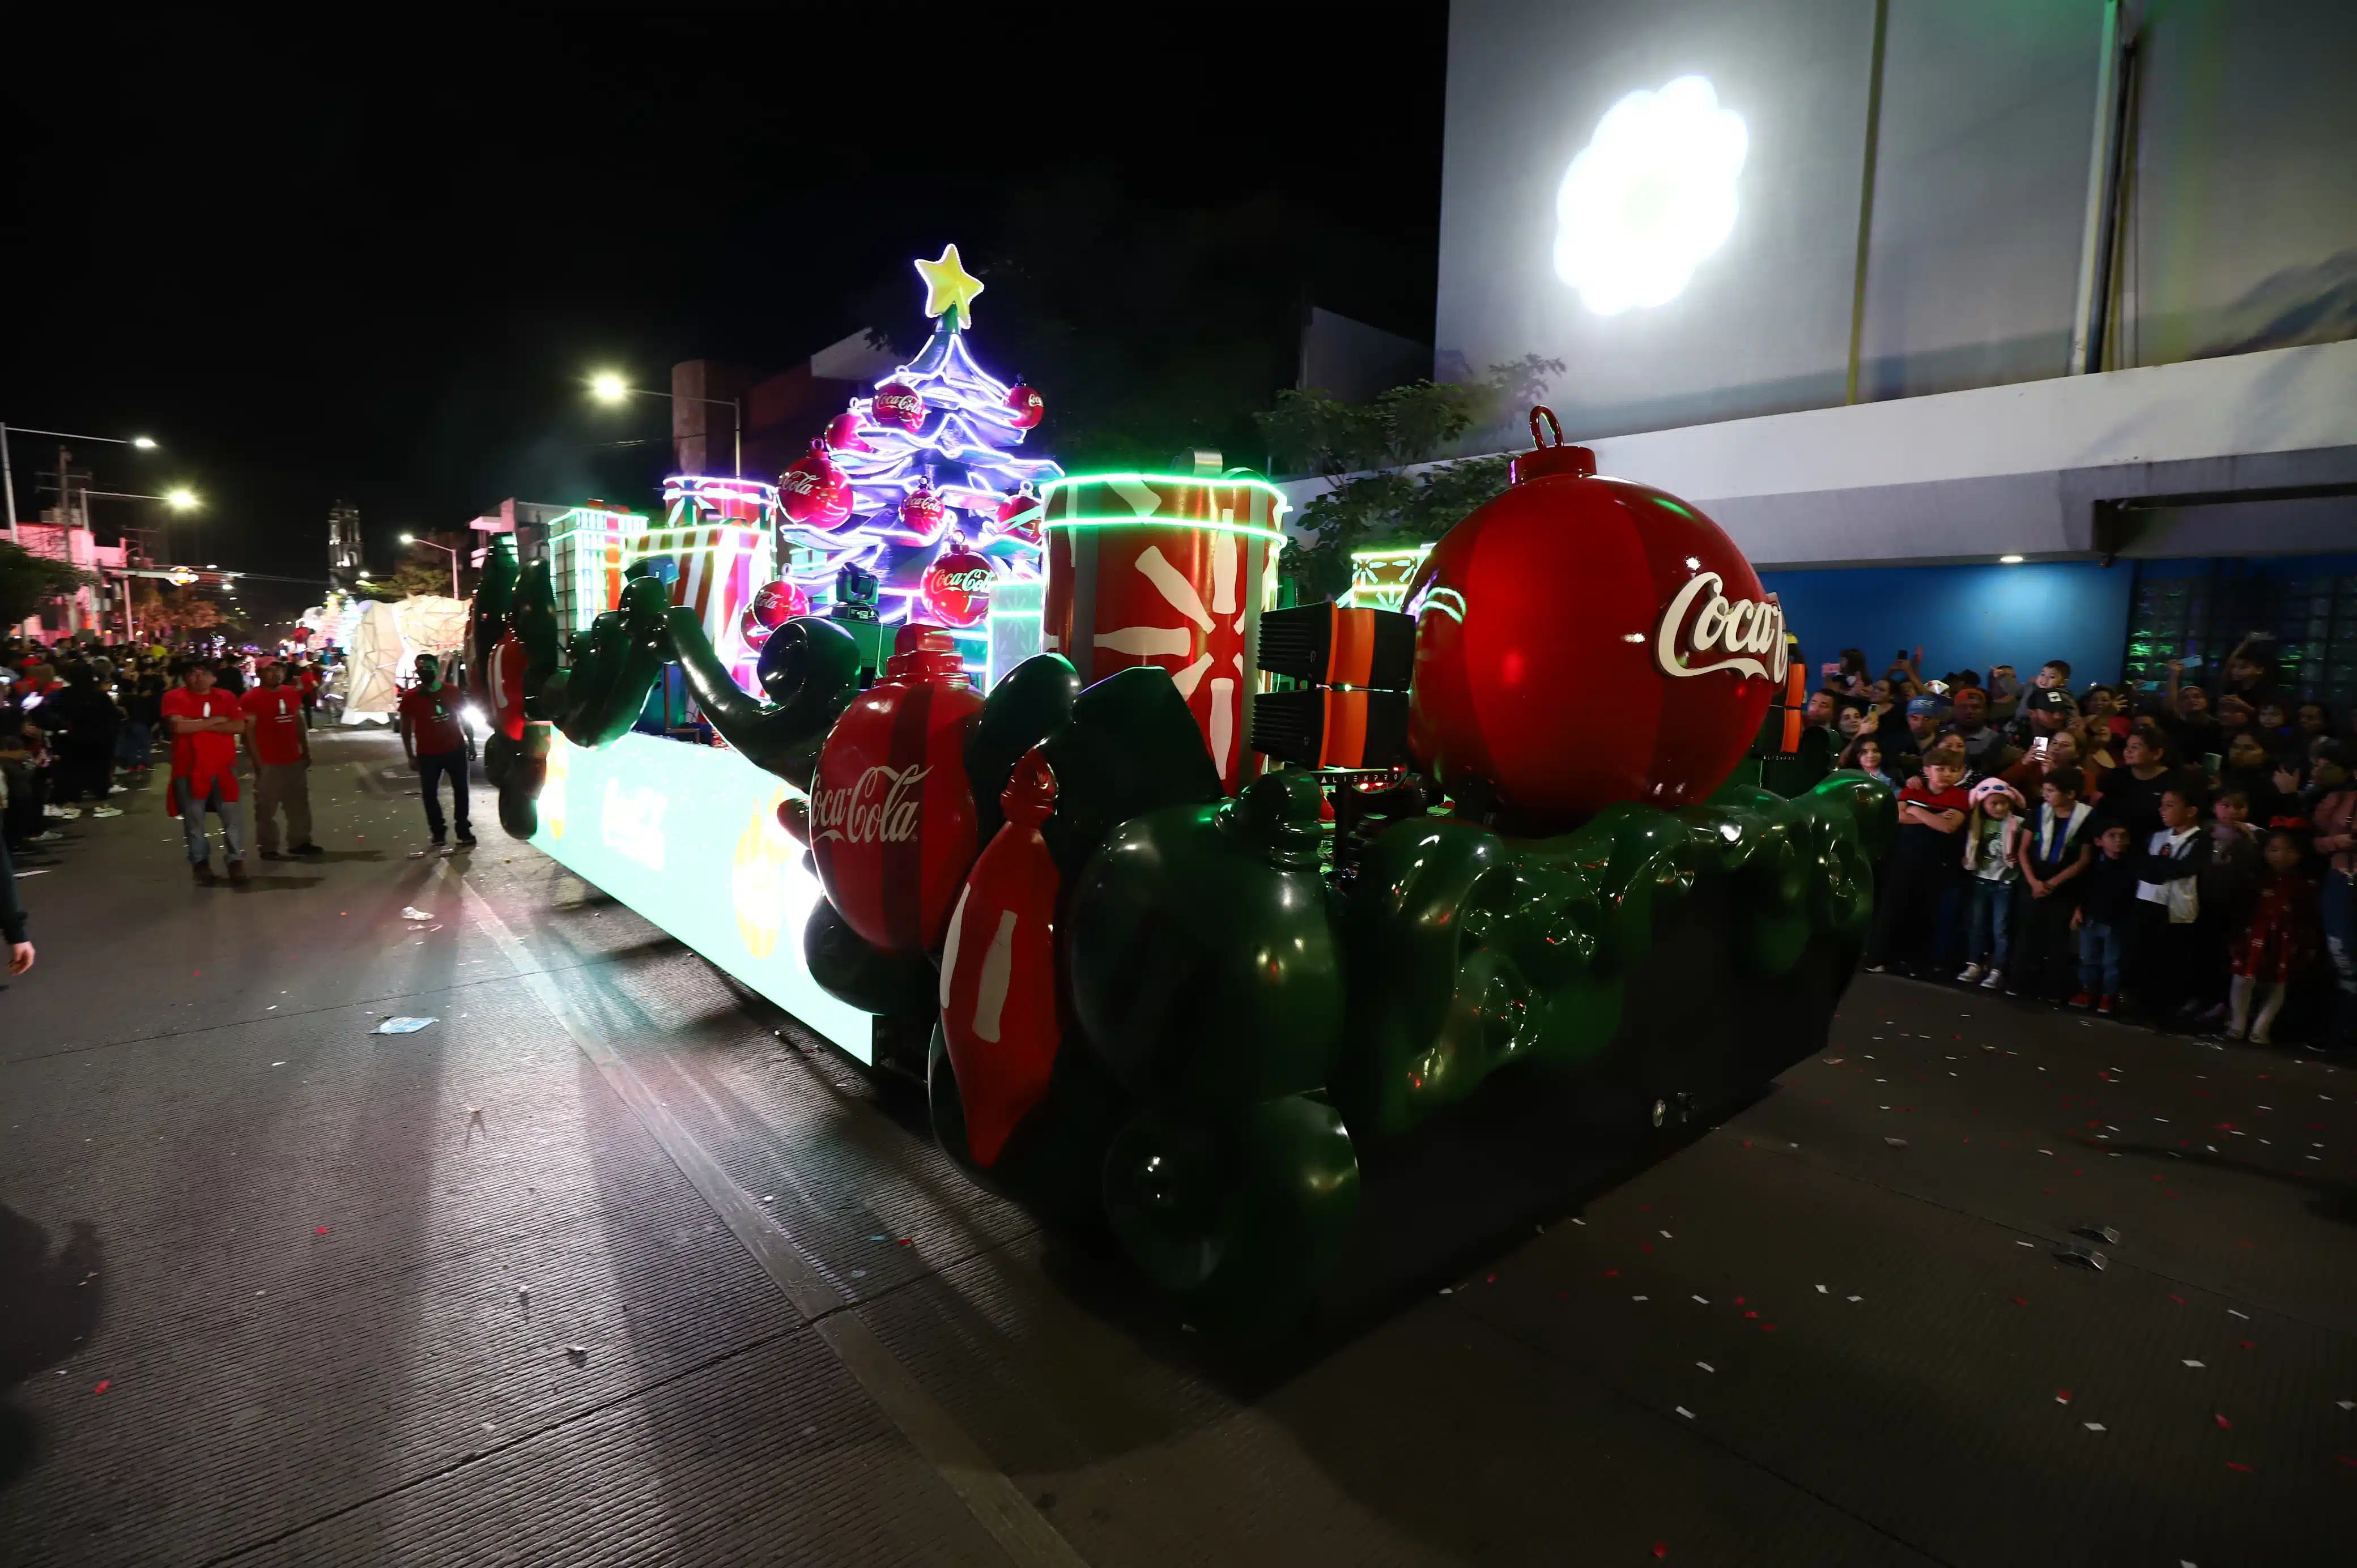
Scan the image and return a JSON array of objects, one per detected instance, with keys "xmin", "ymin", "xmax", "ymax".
[
  {"xmin": 588, "ymin": 369, "xmax": 743, "ymax": 477},
  {"xmin": 400, "ymin": 531, "xmax": 462, "ymax": 599},
  {"xmin": 0, "ymin": 421, "xmax": 164, "ymax": 543}
]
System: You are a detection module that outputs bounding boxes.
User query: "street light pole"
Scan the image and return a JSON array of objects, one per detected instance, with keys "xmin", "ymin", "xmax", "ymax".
[
  {"xmin": 402, "ymin": 534, "xmax": 462, "ymax": 599},
  {"xmin": 589, "ymin": 378, "xmax": 743, "ymax": 477},
  {"xmin": 0, "ymin": 423, "xmax": 160, "ymax": 544}
]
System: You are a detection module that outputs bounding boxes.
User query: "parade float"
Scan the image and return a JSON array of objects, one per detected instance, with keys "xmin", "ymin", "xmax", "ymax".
[{"xmin": 470, "ymin": 248, "xmax": 1892, "ymax": 1331}]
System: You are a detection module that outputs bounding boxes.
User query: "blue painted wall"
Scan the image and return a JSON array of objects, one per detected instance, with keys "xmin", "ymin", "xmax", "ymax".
[{"xmin": 1756, "ymin": 562, "xmax": 2135, "ymax": 686}]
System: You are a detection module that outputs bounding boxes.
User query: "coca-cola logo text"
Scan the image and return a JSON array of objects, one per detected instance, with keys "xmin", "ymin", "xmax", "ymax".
[
  {"xmin": 811, "ymin": 763, "xmax": 931, "ymax": 846},
  {"xmin": 1653, "ymin": 572, "xmax": 1788, "ymax": 684},
  {"xmin": 928, "ymin": 567, "xmax": 991, "ymax": 595},
  {"xmin": 875, "ymin": 391, "xmax": 922, "ymax": 423}
]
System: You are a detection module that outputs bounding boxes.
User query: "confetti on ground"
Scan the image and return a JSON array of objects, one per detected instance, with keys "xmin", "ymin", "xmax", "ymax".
[
  {"xmin": 372, "ymin": 1017, "xmax": 437, "ymax": 1034},
  {"xmin": 93, "ymin": 1380, "xmax": 110, "ymax": 1395},
  {"xmin": 1696, "ymin": 1361, "xmax": 1714, "ymax": 1373},
  {"xmin": 2183, "ymin": 1359, "xmax": 2205, "ymax": 1368},
  {"xmin": 2084, "ymin": 1422, "xmax": 2105, "ymax": 1432},
  {"xmin": 313, "ymin": 1226, "xmax": 329, "ymax": 1235},
  {"xmin": 2055, "ymin": 1390, "xmax": 2071, "ymax": 1403}
]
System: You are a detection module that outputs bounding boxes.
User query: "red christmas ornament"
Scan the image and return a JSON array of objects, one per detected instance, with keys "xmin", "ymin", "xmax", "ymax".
[
  {"xmin": 1003, "ymin": 378, "xmax": 1044, "ymax": 430},
  {"xmin": 921, "ymin": 538, "xmax": 994, "ymax": 628},
  {"xmin": 940, "ymin": 747, "xmax": 1063, "ymax": 1166},
  {"xmin": 823, "ymin": 410, "xmax": 875, "ymax": 452},
  {"xmin": 487, "ymin": 629, "xmax": 527, "ymax": 742},
  {"xmin": 739, "ymin": 578, "xmax": 810, "ymax": 651},
  {"xmin": 778, "ymin": 440, "xmax": 853, "ymax": 529},
  {"xmin": 872, "ymin": 382, "xmax": 925, "ymax": 432},
  {"xmin": 1406, "ymin": 407, "xmax": 1781, "ymax": 820},
  {"xmin": 897, "ymin": 479, "xmax": 948, "ymax": 542},
  {"xmin": 808, "ymin": 625, "xmax": 984, "ymax": 955},
  {"xmin": 994, "ymin": 483, "xmax": 1043, "ymax": 546}
]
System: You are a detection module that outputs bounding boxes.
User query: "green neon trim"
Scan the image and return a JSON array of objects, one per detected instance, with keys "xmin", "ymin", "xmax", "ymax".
[
  {"xmin": 1045, "ymin": 516, "xmax": 1290, "ymax": 547},
  {"xmin": 1040, "ymin": 470, "xmax": 1288, "ymax": 501}
]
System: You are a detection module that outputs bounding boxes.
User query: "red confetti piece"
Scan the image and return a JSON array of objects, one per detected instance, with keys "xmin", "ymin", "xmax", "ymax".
[
  {"xmin": 2226, "ymin": 1461, "xmax": 2253, "ymax": 1472},
  {"xmin": 1652, "ymin": 1546, "xmax": 1667, "ymax": 1560},
  {"xmin": 1733, "ymin": 1296, "xmax": 1745, "ymax": 1305},
  {"xmin": 1760, "ymin": 1323, "xmax": 1777, "ymax": 1332},
  {"xmin": 2234, "ymin": 1240, "xmax": 2254, "ymax": 1249},
  {"xmin": 1603, "ymin": 1268, "xmax": 1619, "ymax": 1277},
  {"xmin": 1743, "ymin": 1310, "xmax": 1759, "ymax": 1319},
  {"xmin": 314, "ymin": 1226, "xmax": 330, "ymax": 1235},
  {"xmin": 1485, "ymin": 1273, "xmax": 1497, "ymax": 1284},
  {"xmin": 897, "ymin": 1237, "xmax": 913, "ymax": 1246},
  {"xmin": 2339, "ymin": 1455, "xmax": 2357, "ymax": 1468},
  {"xmin": 2239, "ymin": 1340, "xmax": 2255, "ymax": 1349},
  {"xmin": 2215, "ymin": 1413, "xmax": 2232, "ymax": 1429},
  {"xmin": 92, "ymin": 1380, "xmax": 110, "ymax": 1395},
  {"xmin": 2043, "ymin": 1188, "xmax": 2057, "ymax": 1195},
  {"xmin": 2169, "ymin": 1294, "xmax": 2187, "ymax": 1305},
  {"xmin": 2011, "ymin": 1296, "xmax": 2028, "ymax": 1306},
  {"xmin": 1642, "ymin": 1243, "xmax": 1653, "ymax": 1252},
  {"xmin": 2055, "ymin": 1390, "xmax": 2071, "ymax": 1403}
]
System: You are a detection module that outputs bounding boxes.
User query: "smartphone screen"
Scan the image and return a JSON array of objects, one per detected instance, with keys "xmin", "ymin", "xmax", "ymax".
[
  {"xmin": 2032, "ymin": 735, "xmax": 2049, "ymax": 760},
  {"xmin": 2204, "ymin": 752, "xmax": 2223, "ymax": 776}
]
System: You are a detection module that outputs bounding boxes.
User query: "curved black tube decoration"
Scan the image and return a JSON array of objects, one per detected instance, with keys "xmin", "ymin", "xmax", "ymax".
[{"xmin": 669, "ymin": 610, "xmax": 862, "ymax": 786}]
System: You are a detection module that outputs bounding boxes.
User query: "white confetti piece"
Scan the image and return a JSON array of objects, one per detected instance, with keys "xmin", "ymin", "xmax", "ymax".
[
  {"xmin": 1815, "ymin": 1284, "xmax": 1829, "ymax": 1293},
  {"xmin": 2084, "ymin": 1421, "xmax": 2106, "ymax": 1432},
  {"xmin": 2228, "ymin": 1309, "xmax": 2249, "ymax": 1319},
  {"xmin": 1696, "ymin": 1361, "xmax": 1714, "ymax": 1373},
  {"xmin": 2337, "ymin": 1399, "xmax": 2354, "ymax": 1411},
  {"xmin": 1675, "ymin": 1406, "xmax": 1694, "ymax": 1418},
  {"xmin": 1847, "ymin": 1294, "xmax": 1863, "ymax": 1302},
  {"xmin": 1692, "ymin": 1294, "xmax": 1709, "ymax": 1305},
  {"xmin": 1632, "ymin": 1294, "xmax": 1649, "ymax": 1302},
  {"xmin": 2182, "ymin": 1359, "xmax": 2205, "ymax": 1368}
]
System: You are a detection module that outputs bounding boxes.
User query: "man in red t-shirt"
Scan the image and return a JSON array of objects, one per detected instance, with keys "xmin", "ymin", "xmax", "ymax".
[
  {"xmin": 160, "ymin": 661, "xmax": 250, "ymax": 884},
  {"xmin": 242, "ymin": 661, "xmax": 320, "ymax": 859},
  {"xmin": 398, "ymin": 653, "xmax": 475, "ymax": 847}
]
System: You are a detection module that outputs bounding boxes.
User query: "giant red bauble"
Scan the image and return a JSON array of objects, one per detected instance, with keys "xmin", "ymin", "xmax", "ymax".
[
  {"xmin": 873, "ymin": 382, "xmax": 926, "ymax": 432},
  {"xmin": 921, "ymin": 543, "xmax": 994, "ymax": 628},
  {"xmin": 739, "ymin": 578, "xmax": 810, "ymax": 651},
  {"xmin": 1002, "ymin": 379, "xmax": 1044, "ymax": 430},
  {"xmin": 778, "ymin": 440, "xmax": 853, "ymax": 529},
  {"xmin": 808, "ymin": 625, "xmax": 984, "ymax": 955},
  {"xmin": 1405, "ymin": 407, "xmax": 1784, "ymax": 822}
]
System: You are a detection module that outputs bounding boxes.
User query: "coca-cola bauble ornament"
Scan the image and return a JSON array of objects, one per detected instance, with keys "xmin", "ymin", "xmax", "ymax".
[
  {"xmin": 487, "ymin": 629, "xmax": 528, "ymax": 742},
  {"xmin": 921, "ymin": 539, "xmax": 994, "ymax": 628},
  {"xmin": 1003, "ymin": 378, "xmax": 1044, "ymax": 430},
  {"xmin": 778, "ymin": 440, "xmax": 853, "ymax": 529},
  {"xmin": 808, "ymin": 624, "xmax": 985, "ymax": 955},
  {"xmin": 898, "ymin": 479, "xmax": 948, "ymax": 542},
  {"xmin": 739, "ymin": 578, "xmax": 810, "ymax": 652},
  {"xmin": 994, "ymin": 482, "xmax": 1043, "ymax": 546},
  {"xmin": 823, "ymin": 410, "xmax": 875, "ymax": 452},
  {"xmin": 873, "ymin": 382, "xmax": 925, "ymax": 432},
  {"xmin": 1405, "ymin": 406, "xmax": 1782, "ymax": 820}
]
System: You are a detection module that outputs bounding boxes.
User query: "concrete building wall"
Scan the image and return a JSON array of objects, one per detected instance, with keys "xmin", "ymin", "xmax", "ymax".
[{"xmin": 1436, "ymin": 0, "xmax": 2357, "ymax": 450}]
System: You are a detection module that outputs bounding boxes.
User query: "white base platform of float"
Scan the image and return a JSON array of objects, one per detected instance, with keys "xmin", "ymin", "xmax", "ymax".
[{"xmin": 530, "ymin": 730, "xmax": 875, "ymax": 1063}]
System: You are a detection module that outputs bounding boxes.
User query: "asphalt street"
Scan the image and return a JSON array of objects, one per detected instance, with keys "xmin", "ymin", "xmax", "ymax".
[{"xmin": 2, "ymin": 726, "xmax": 2352, "ymax": 1567}]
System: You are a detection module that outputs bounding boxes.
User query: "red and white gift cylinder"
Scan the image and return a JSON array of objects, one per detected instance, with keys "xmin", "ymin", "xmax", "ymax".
[{"xmin": 1040, "ymin": 474, "xmax": 1287, "ymax": 794}]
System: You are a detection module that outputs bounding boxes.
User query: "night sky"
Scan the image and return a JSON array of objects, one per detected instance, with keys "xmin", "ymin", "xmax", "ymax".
[{"xmin": 2, "ymin": 10, "xmax": 1445, "ymax": 625}]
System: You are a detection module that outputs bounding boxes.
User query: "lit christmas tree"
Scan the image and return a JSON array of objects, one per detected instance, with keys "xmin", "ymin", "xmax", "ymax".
[{"xmin": 768, "ymin": 245, "xmax": 1061, "ymax": 637}]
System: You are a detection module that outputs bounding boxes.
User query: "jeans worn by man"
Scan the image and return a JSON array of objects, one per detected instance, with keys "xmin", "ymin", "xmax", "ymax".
[{"xmin": 399, "ymin": 658, "xmax": 476, "ymax": 849}]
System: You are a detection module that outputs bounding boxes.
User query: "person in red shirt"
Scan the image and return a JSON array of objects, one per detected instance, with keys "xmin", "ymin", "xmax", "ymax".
[
  {"xmin": 398, "ymin": 653, "xmax": 475, "ymax": 848},
  {"xmin": 241, "ymin": 661, "xmax": 320, "ymax": 860},
  {"xmin": 160, "ymin": 661, "xmax": 249, "ymax": 884},
  {"xmin": 295, "ymin": 659, "xmax": 323, "ymax": 727}
]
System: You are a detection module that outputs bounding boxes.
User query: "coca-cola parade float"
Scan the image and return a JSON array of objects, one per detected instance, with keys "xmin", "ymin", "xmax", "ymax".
[{"xmin": 470, "ymin": 248, "xmax": 1893, "ymax": 1332}]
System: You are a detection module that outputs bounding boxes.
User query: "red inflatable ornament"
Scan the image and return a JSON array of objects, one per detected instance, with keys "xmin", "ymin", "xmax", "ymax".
[
  {"xmin": 487, "ymin": 629, "xmax": 527, "ymax": 742},
  {"xmin": 994, "ymin": 483, "xmax": 1043, "ymax": 545},
  {"xmin": 778, "ymin": 440, "xmax": 853, "ymax": 529},
  {"xmin": 897, "ymin": 480, "xmax": 948, "ymax": 542},
  {"xmin": 873, "ymin": 382, "xmax": 925, "ymax": 432},
  {"xmin": 823, "ymin": 410, "xmax": 875, "ymax": 452},
  {"xmin": 1002, "ymin": 378, "xmax": 1044, "ymax": 431},
  {"xmin": 739, "ymin": 578, "xmax": 810, "ymax": 651},
  {"xmin": 1406, "ymin": 406, "xmax": 1782, "ymax": 820},
  {"xmin": 939, "ymin": 747, "xmax": 1063, "ymax": 1166},
  {"xmin": 921, "ymin": 539, "xmax": 994, "ymax": 628},
  {"xmin": 808, "ymin": 624, "xmax": 984, "ymax": 955}
]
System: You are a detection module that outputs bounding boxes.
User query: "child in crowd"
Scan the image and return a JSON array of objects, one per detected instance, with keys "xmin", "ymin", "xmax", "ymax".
[
  {"xmin": 2071, "ymin": 822, "xmax": 2139, "ymax": 1013},
  {"xmin": 1958, "ymin": 778, "xmax": 2024, "ymax": 988},
  {"xmin": 2227, "ymin": 830, "xmax": 2319, "ymax": 1043},
  {"xmin": 1863, "ymin": 738, "xmax": 1971, "ymax": 976},
  {"xmin": 1839, "ymin": 734, "xmax": 1894, "ymax": 787},
  {"xmin": 2196, "ymin": 789, "xmax": 2265, "ymax": 1021},
  {"xmin": 2130, "ymin": 782, "xmax": 2211, "ymax": 1014},
  {"xmin": 2014, "ymin": 767, "xmax": 2096, "ymax": 998}
]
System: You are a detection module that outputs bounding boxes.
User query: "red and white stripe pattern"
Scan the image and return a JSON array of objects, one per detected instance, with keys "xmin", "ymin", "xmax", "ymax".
[{"xmin": 635, "ymin": 523, "xmax": 772, "ymax": 683}]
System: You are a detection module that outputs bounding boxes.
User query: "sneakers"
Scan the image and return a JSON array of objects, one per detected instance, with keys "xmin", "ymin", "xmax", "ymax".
[
  {"xmin": 2250, "ymin": 1022, "xmax": 2273, "ymax": 1045},
  {"xmin": 1957, "ymin": 963, "xmax": 1986, "ymax": 985},
  {"xmin": 259, "ymin": 850, "xmax": 288, "ymax": 860},
  {"xmin": 192, "ymin": 861, "xmax": 216, "ymax": 885},
  {"xmin": 1980, "ymin": 967, "xmax": 2005, "ymax": 990},
  {"xmin": 41, "ymin": 804, "xmax": 62, "ymax": 819},
  {"xmin": 91, "ymin": 806, "xmax": 122, "ymax": 818},
  {"xmin": 2069, "ymin": 991, "xmax": 2094, "ymax": 1008},
  {"xmin": 54, "ymin": 806, "xmax": 80, "ymax": 819},
  {"xmin": 2096, "ymin": 994, "xmax": 2116, "ymax": 1015},
  {"xmin": 1864, "ymin": 963, "xmax": 1888, "ymax": 974},
  {"xmin": 454, "ymin": 831, "xmax": 477, "ymax": 848},
  {"xmin": 26, "ymin": 829, "xmax": 63, "ymax": 845},
  {"xmin": 292, "ymin": 842, "xmax": 325, "ymax": 857}
]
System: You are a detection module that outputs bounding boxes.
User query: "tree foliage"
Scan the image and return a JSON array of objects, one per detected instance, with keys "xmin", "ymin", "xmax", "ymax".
[
  {"xmin": 1259, "ymin": 355, "xmax": 1565, "ymax": 603},
  {"xmin": 353, "ymin": 538, "xmax": 464, "ymax": 602},
  {"xmin": 0, "ymin": 542, "xmax": 96, "ymax": 628}
]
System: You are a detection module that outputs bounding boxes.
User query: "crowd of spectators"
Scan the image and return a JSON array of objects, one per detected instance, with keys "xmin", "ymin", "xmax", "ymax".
[
  {"xmin": 1820, "ymin": 641, "xmax": 2356, "ymax": 1051},
  {"xmin": 1, "ymin": 635, "xmax": 337, "ymax": 971}
]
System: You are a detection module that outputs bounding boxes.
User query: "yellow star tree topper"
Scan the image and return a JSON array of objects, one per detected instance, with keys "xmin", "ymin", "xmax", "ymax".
[{"xmin": 914, "ymin": 244, "xmax": 985, "ymax": 328}]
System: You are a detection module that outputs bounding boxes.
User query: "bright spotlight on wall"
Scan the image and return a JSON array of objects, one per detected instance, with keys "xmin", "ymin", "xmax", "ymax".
[
  {"xmin": 1553, "ymin": 75, "xmax": 1747, "ymax": 317},
  {"xmin": 1999, "ymin": 555, "xmax": 2025, "ymax": 564}
]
